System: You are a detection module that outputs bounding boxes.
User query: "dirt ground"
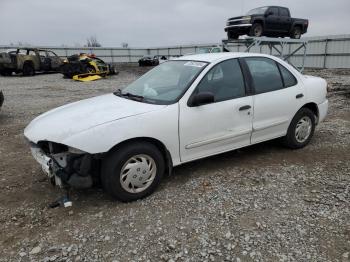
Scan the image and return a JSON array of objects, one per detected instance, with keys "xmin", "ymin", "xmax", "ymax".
[{"xmin": 0, "ymin": 66, "xmax": 349, "ymax": 262}]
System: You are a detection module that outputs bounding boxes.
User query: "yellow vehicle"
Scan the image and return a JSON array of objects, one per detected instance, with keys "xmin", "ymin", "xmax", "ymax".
[{"xmin": 60, "ymin": 53, "xmax": 116, "ymax": 81}]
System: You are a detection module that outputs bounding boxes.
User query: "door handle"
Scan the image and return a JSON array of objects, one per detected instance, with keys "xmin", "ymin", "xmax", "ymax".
[
  {"xmin": 239, "ymin": 105, "xmax": 251, "ymax": 111},
  {"xmin": 296, "ymin": 94, "xmax": 304, "ymax": 99}
]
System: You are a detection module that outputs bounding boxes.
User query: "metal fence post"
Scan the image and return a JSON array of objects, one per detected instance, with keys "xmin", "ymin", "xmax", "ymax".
[
  {"xmin": 323, "ymin": 39, "xmax": 329, "ymax": 69},
  {"xmin": 301, "ymin": 42, "xmax": 307, "ymax": 72},
  {"xmin": 111, "ymin": 49, "xmax": 114, "ymax": 64},
  {"xmin": 128, "ymin": 49, "xmax": 131, "ymax": 63}
]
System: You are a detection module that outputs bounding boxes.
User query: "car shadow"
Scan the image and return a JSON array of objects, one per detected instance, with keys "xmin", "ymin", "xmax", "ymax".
[{"xmin": 162, "ymin": 138, "xmax": 289, "ymax": 186}]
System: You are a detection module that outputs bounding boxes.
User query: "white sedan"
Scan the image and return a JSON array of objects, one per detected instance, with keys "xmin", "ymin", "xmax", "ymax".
[{"xmin": 24, "ymin": 53, "xmax": 328, "ymax": 202}]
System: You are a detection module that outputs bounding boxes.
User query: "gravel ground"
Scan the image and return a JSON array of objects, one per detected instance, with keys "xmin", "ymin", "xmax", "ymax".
[{"xmin": 0, "ymin": 66, "xmax": 349, "ymax": 262}]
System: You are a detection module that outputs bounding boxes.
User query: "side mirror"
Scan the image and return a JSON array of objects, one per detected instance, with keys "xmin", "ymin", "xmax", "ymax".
[
  {"xmin": 265, "ymin": 11, "xmax": 273, "ymax": 17},
  {"xmin": 190, "ymin": 92, "xmax": 215, "ymax": 106}
]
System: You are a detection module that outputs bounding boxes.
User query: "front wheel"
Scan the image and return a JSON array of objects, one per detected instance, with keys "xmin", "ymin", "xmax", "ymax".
[
  {"xmin": 283, "ymin": 108, "xmax": 316, "ymax": 149},
  {"xmin": 101, "ymin": 142, "xmax": 165, "ymax": 202},
  {"xmin": 249, "ymin": 23, "xmax": 263, "ymax": 37}
]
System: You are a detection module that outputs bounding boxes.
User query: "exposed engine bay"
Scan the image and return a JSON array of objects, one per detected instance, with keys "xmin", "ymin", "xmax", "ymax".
[{"xmin": 30, "ymin": 141, "xmax": 101, "ymax": 189}]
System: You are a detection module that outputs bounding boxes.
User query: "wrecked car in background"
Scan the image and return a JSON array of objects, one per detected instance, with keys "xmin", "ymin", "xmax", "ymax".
[
  {"xmin": 60, "ymin": 53, "xmax": 116, "ymax": 81},
  {"xmin": 197, "ymin": 46, "xmax": 222, "ymax": 54},
  {"xmin": 24, "ymin": 53, "xmax": 328, "ymax": 202},
  {"xmin": 225, "ymin": 6, "xmax": 308, "ymax": 39},
  {"xmin": 138, "ymin": 55, "xmax": 167, "ymax": 66},
  {"xmin": 0, "ymin": 48, "xmax": 63, "ymax": 76}
]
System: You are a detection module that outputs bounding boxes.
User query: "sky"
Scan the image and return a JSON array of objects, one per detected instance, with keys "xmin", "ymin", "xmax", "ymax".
[{"xmin": 0, "ymin": 0, "xmax": 349, "ymax": 48}]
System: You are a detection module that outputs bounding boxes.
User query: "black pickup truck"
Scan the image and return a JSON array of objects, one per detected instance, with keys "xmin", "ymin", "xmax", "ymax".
[{"xmin": 225, "ymin": 6, "xmax": 308, "ymax": 39}]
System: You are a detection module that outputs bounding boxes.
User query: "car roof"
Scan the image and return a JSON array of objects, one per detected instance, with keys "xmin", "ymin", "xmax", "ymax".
[
  {"xmin": 175, "ymin": 52, "xmax": 275, "ymax": 63},
  {"xmin": 250, "ymin": 6, "xmax": 287, "ymax": 9}
]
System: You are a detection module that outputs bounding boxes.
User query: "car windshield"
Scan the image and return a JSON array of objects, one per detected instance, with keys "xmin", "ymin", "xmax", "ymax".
[
  {"xmin": 119, "ymin": 60, "xmax": 208, "ymax": 105},
  {"xmin": 246, "ymin": 7, "xmax": 268, "ymax": 15}
]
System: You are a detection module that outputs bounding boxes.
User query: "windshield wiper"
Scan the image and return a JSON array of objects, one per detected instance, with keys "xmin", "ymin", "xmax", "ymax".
[{"xmin": 113, "ymin": 89, "xmax": 144, "ymax": 101}]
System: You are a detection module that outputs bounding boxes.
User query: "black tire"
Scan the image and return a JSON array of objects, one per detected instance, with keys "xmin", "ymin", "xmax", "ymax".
[
  {"xmin": 23, "ymin": 62, "xmax": 35, "ymax": 76},
  {"xmin": 0, "ymin": 69, "xmax": 12, "ymax": 76},
  {"xmin": 108, "ymin": 65, "xmax": 116, "ymax": 75},
  {"xmin": 85, "ymin": 65, "xmax": 96, "ymax": 74},
  {"xmin": 227, "ymin": 31, "xmax": 239, "ymax": 40},
  {"xmin": 101, "ymin": 141, "xmax": 165, "ymax": 202},
  {"xmin": 283, "ymin": 108, "xmax": 316, "ymax": 149},
  {"xmin": 0, "ymin": 91, "xmax": 4, "ymax": 109},
  {"xmin": 249, "ymin": 23, "xmax": 263, "ymax": 37},
  {"xmin": 290, "ymin": 26, "xmax": 302, "ymax": 39}
]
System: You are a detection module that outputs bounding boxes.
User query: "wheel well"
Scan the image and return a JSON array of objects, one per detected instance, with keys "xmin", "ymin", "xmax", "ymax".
[
  {"xmin": 253, "ymin": 20, "xmax": 263, "ymax": 26},
  {"xmin": 293, "ymin": 24, "xmax": 302, "ymax": 30},
  {"xmin": 23, "ymin": 60, "xmax": 34, "ymax": 68},
  {"xmin": 302, "ymin": 102, "xmax": 319, "ymax": 121},
  {"xmin": 107, "ymin": 137, "xmax": 173, "ymax": 175}
]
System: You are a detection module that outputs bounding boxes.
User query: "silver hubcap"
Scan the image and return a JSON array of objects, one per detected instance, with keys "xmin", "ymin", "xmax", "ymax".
[
  {"xmin": 120, "ymin": 154, "xmax": 157, "ymax": 193},
  {"xmin": 255, "ymin": 27, "xmax": 262, "ymax": 36},
  {"xmin": 295, "ymin": 116, "xmax": 312, "ymax": 143}
]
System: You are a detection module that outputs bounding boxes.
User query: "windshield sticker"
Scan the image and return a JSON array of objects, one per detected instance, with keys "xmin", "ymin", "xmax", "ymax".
[{"xmin": 184, "ymin": 61, "xmax": 206, "ymax": 68}]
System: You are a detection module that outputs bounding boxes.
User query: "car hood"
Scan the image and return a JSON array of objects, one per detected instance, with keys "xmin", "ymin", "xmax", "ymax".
[
  {"xmin": 24, "ymin": 93, "xmax": 166, "ymax": 144},
  {"xmin": 227, "ymin": 15, "xmax": 244, "ymax": 21}
]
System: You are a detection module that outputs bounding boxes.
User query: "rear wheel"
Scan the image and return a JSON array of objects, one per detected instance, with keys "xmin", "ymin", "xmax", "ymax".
[
  {"xmin": 290, "ymin": 26, "xmax": 302, "ymax": 39},
  {"xmin": 283, "ymin": 108, "xmax": 316, "ymax": 149},
  {"xmin": 23, "ymin": 62, "xmax": 35, "ymax": 76},
  {"xmin": 85, "ymin": 65, "xmax": 96, "ymax": 74},
  {"xmin": 249, "ymin": 23, "xmax": 263, "ymax": 37},
  {"xmin": 101, "ymin": 141, "xmax": 165, "ymax": 202}
]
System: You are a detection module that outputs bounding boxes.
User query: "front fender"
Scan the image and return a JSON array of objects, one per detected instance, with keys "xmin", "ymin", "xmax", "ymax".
[
  {"xmin": 251, "ymin": 17, "xmax": 265, "ymax": 27},
  {"xmin": 61, "ymin": 104, "xmax": 181, "ymax": 166}
]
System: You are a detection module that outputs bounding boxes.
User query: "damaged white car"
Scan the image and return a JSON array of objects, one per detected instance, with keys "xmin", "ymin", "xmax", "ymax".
[{"xmin": 24, "ymin": 53, "xmax": 328, "ymax": 202}]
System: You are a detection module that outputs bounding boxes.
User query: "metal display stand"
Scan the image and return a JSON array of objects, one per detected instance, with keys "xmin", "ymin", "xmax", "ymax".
[{"xmin": 222, "ymin": 37, "xmax": 308, "ymax": 72}]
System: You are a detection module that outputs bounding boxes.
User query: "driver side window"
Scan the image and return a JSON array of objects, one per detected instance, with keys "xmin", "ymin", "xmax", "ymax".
[
  {"xmin": 48, "ymin": 51, "xmax": 58, "ymax": 57},
  {"xmin": 194, "ymin": 59, "xmax": 246, "ymax": 102}
]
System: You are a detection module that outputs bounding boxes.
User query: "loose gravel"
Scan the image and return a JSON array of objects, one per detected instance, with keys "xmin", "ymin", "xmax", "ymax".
[{"xmin": 0, "ymin": 66, "xmax": 349, "ymax": 262}]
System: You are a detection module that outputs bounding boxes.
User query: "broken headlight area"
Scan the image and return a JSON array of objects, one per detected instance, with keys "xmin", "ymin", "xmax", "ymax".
[{"xmin": 32, "ymin": 141, "xmax": 101, "ymax": 189}]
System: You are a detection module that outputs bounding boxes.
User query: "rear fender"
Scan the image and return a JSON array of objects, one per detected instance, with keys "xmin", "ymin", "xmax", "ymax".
[{"xmin": 291, "ymin": 22, "xmax": 304, "ymax": 32}]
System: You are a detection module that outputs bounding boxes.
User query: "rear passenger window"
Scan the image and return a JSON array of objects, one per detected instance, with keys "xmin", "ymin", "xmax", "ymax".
[
  {"xmin": 278, "ymin": 64, "xmax": 297, "ymax": 87},
  {"xmin": 269, "ymin": 7, "xmax": 279, "ymax": 15},
  {"xmin": 195, "ymin": 59, "xmax": 245, "ymax": 102},
  {"xmin": 245, "ymin": 57, "xmax": 284, "ymax": 94},
  {"xmin": 280, "ymin": 8, "xmax": 289, "ymax": 17}
]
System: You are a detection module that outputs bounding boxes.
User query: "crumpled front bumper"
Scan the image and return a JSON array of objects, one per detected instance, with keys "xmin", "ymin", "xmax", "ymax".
[
  {"xmin": 28, "ymin": 142, "xmax": 94, "ymax": 189},
  {"xmin": 30, "ymin": 144, "xmax": 63, "ymax": 187}
]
